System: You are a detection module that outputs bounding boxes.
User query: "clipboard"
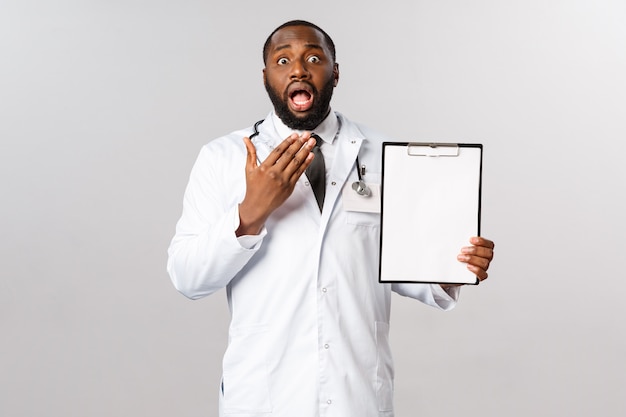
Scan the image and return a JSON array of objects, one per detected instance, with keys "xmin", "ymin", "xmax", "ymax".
[{"xmin": 379, "ymin": 142, "xmax": 483, "ymax": 285}]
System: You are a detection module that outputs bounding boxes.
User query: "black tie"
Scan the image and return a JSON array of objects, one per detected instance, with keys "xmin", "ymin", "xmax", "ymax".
[{"xmin": 305, "ymin": 134, "xmax": 326, "ymax": 211}]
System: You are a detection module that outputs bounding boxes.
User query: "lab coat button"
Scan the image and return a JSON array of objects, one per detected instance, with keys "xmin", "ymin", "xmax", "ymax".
[
  {"xmin": 324, "ymin": 344, "xmax": 329, "ymax": 349},
  {"xmin": 331, "ymin": 181, "xmax": 336, "ymax": 186},
  {"xmin": 322, "ymin": 288, "xmax": 327, "ymax": 293},
  {"xmin": 327, "ymin": 399, "xmax": 332, "ymax": 404}
]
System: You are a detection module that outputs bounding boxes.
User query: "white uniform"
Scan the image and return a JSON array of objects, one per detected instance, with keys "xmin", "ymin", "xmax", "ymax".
[{"xmin": 167, "ymin": 111, "xmax": 459, "ymax": 417}]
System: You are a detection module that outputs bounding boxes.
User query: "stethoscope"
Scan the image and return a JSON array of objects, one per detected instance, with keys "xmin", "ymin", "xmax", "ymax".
[
  {"xmin": 251, "ymin": 119, "xmax": 372, "ymax": 197},
  {"xmin": 351, "ymin": 162, "xmax": 371, "ymax": 197}
]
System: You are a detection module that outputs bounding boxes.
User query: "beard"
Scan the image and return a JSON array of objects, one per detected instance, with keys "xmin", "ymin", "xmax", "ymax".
[{"xmin": 264, "ymin": 76, "xmax": 335, "ymax": 131}]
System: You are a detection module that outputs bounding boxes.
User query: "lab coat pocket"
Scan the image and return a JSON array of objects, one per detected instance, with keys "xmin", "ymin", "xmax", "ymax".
[
  {"xmin": 375, "ymin": 321, "xmax": 394, "ymax": 412},
  {"xmin": 346, "ymin": 210, "xmax": 381, "ymax": 227},
  {"xmin": 222, "ymin": 324, "xmax": 272, "ymax": 414},
  {"xmin": 344, "ymin": 173, "xmax": 382, "ymax": 227}
]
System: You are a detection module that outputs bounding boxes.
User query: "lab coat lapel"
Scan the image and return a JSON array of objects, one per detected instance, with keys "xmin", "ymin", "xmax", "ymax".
[{"xmin": 319, "ymin": 115, "xmax": 365, "ymax": 229}]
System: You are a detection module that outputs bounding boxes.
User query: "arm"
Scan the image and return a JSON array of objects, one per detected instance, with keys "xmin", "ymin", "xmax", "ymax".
[{"xmin": 167, "ymin": 133, "xmax": 316, "ymax": 299}]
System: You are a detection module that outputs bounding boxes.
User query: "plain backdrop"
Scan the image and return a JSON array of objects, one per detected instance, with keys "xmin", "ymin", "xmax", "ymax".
[{"xmin": 1, "ymin": 0, "xmax": 625, "ymax": 416}]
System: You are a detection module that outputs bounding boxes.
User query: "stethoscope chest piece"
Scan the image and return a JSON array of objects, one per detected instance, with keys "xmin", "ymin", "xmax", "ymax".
[
  {"xmin": 351, "ymin": 158, "xmax": 372, "ymax": 197},
  {"xmin": 352, "ymin": 180, "xmax": 371, "ymax": 197}
]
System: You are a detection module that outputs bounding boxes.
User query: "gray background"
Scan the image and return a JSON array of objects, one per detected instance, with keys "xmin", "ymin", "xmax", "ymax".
[{"xmin": 1, "ymin": 0, "xmax": 625, "ymax": 416}]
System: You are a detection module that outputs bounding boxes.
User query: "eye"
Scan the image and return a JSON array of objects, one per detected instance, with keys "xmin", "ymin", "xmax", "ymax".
[
  {"xmin": 277, "ymin": 57, "xmax": 289, "ymax": 65},
  {"xmin": 307, "ymin": 55, "xmax": 321, "ymax": 63}
]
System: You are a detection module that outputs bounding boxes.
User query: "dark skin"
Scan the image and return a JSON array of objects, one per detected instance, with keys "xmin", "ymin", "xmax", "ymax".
[
  {"xmin": 236, "ymin": 25, "xmax": 337, "ymax": 237},
  {"xmin": 236, "ymin": 25, "xmax": 495, "ymax": 284}
]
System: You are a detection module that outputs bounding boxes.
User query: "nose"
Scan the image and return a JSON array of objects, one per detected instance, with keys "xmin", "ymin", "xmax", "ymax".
[{"xmin": 290, "ymin": 59, "xmax": 310, "ymax": 79}]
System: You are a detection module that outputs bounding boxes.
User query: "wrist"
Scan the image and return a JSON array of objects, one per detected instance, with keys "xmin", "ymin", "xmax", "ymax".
[{"xmin": 236, "ymin": 204, "xmax": 266, "ymax": 237}]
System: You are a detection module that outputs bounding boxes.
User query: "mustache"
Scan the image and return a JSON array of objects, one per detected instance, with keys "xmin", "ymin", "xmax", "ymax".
[{"xmin": 285, "ymin": 81, "xmax": 317, "ymax": 97}]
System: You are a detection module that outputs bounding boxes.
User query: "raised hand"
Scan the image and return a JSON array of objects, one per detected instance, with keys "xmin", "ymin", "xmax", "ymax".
[{"xmin": 236, "ymin": 132, "xmax": 317, "ymax": 236}]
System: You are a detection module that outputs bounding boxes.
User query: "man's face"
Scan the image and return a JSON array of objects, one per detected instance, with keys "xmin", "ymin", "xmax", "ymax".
[{"xmin": 263, "ymin": 25, "xmax": 339, "ymax": 131}]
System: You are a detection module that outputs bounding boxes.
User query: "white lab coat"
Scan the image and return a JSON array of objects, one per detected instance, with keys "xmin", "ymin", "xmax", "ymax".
[{"xmin": 167, "ymin": 112, "xmax": 459, "ymax": 417}]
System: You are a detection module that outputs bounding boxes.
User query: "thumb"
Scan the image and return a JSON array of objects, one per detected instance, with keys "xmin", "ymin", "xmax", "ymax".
[{"xmin": 242, "ymin": 136, "xmax": 258, "ymax": 170}]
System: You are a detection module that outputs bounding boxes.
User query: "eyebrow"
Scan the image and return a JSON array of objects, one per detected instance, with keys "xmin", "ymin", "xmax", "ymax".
[{"xmin": 272, "ymin": 42, "xmax": 324, "ymax": 53}]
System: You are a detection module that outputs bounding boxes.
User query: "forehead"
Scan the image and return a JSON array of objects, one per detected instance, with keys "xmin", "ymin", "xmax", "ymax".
[{"xmin": 268, "ymin": 25, "xmax": 330, "ymax": 54}]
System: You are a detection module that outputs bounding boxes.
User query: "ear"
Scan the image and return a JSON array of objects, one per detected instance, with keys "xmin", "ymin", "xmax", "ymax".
[
  {"xmin": 263, "ymin": 67, "xmax": 267, "ymax": 84},
  {"xmin": 333, "ymin": 63, "xmax": 339, "ymax": 87}
]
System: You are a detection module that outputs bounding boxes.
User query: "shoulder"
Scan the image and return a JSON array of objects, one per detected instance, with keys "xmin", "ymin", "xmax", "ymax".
[
  {"xmin": 205, "ymin": 125, "xmax": 255, "ymax": 148},
  {"xmin": 336, "ymin": 112, "xmax": 399, "ymax": 173},
  {"xmin": 187, "ymin": 127, "xmax": 255, "ymax": 179},
  {"xmin": 199, "ymin": 126, "xmax": 255, "ymax": 155},
  {"xmin": 336, "ymin": 112, "xmax": 397, "ymax": 144}
]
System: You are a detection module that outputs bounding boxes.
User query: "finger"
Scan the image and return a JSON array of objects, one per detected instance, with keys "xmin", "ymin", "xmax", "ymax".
[
  {"xmin": 283, "ymin": 137, "xmax": 316, "ymax": 178},
  {"xmin": 460, "ymin": 245, "xmax": 493, "ymax": 260},
  {"xmin": 467, "ymin": 263, "xmax": 488, "ymax": 281},
  {"xmin": 458, "ymin": 242, "xmax": 492, "ymax": 264},
  {"xmin": 242, "ymin": 136, "xmax": 258, "ymax": 170},
  {"xmin": 289, "ymin": 148, "xmax": 315, "ymax": 181},
  {"xmin": 462, "ymin": 237, "xmax": 494, "ymax": 283},
  {"xmin": 470, "ymin": 236, "xmax": 495, "ymax": 250},
  {"xmin": 273, "ymin": 135, "xmax": 312, "ymax": 171},
  {"xmin": 467, "ymin": 254, "xmax": 491, "ymax": 271},
  {"xmin": 263, "ymin": 133, "xmax": 300, "ymax": 167},
  {"xmin": 458, "ymin": 255, "xmax": 490, "ymax": 280}
]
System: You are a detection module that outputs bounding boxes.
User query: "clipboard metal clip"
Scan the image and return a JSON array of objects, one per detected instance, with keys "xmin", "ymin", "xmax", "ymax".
[{"xmin": 407, "ymin": 143, "xmax": 459, "ymax": 157}]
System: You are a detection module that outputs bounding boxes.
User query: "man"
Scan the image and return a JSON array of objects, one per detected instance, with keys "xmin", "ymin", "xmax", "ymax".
[{"xmin": 167, "ymin": 20, "xmax": 495, "ymax": 417}]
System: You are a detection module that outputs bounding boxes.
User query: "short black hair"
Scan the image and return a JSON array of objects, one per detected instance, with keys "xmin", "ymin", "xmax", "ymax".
[{"xmin": 262, "ymin": 20, "xmax": 336, "ymax": 65}]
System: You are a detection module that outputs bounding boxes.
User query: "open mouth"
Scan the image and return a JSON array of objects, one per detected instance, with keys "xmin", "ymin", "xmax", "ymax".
[{"xmin": 288, "ymin": 84, "xmax": 314, "ymax": 112}]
